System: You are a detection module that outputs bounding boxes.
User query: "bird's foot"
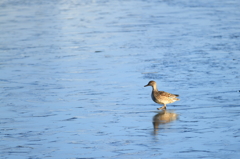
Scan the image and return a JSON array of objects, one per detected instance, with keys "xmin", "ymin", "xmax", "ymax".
[{"xmin": 157, "ymin": 106, "xmax": 167, "ymax": 110}]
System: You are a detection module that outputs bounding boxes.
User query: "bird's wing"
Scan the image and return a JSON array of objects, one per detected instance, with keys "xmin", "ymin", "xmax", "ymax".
[{"xmin": 158, "ymin": 91, "xmax": 179, "ymax": 98}]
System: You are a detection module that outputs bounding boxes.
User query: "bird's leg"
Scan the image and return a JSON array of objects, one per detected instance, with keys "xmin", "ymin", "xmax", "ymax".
[
  {"xmin": 157, "ymin": 104, "xmax": 167, "ymax": 110},
  {"xmin": 163, "ymin": 104, "xmax": 167, "ymax": 109}
]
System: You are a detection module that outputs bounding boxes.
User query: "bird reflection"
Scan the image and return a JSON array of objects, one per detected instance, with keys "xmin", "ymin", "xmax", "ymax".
[{"xmin": 152, "ymin": 110, "xmax": 178, "ymax": 134}]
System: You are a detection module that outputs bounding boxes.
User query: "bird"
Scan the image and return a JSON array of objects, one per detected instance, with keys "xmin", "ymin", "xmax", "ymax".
[{"xmin": 144, "ymin": 81, "xmax": 179, "ymax": 110}]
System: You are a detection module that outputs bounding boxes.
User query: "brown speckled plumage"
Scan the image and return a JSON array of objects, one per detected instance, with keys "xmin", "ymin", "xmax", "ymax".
[{"xmin": 144, "ymin": 81, "xmax": 179, "ymax": 110}]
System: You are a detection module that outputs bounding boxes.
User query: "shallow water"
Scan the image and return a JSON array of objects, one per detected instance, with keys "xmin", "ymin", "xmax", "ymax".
[{"xmin": 1, "ymin": 0, "xmax": 240, "ymax": 158}]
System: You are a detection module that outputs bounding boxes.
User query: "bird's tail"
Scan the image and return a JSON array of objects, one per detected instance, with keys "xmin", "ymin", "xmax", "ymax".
[{"xmin": 174, "ymin": 94, "xmax": 180, "ymax": 101}]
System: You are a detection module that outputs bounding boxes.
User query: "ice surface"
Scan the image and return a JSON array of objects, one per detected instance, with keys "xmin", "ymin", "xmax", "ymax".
[{"xmin": 1, "ymin": 0, "xmax": 240, "ymax": 158}]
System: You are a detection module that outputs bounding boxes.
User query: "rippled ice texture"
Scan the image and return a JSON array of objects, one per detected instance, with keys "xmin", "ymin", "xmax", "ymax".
[{"xmin": 1, "ymin": 0, "xmax": 240, "ymax": 158}]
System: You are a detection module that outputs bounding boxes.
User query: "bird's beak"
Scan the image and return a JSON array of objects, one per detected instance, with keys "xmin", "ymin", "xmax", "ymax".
[{"xmin": 144, "ymin": 84, "xmax": 149, "ymax": 87}]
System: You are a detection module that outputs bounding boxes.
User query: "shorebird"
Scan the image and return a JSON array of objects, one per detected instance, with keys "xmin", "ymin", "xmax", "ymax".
[{"xmin": 144, "ymin": 81, "xmax": 179, "ymax": 110}]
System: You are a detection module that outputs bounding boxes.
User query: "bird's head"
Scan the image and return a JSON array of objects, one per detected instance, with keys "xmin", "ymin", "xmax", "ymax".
[{"xmin": 144, "ymin": 81, "xmax": 156, "ymax": 87}]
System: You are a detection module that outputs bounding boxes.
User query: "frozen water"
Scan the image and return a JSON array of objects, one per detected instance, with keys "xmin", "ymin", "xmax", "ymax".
[{"xmin": 1, "ymin": 0, "xmax": 240, "ymax": 158}]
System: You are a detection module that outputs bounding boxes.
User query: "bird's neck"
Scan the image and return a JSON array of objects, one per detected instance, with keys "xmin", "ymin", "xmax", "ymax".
[{"xmin": 152, "ymin": 85, "xmax": 158, "ymax": 91}]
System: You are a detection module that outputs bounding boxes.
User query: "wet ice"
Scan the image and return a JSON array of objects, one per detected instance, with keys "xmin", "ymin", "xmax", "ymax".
[{"xmin": 1, "ymin": 0, "xmax": 240, "ymax": 158}]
